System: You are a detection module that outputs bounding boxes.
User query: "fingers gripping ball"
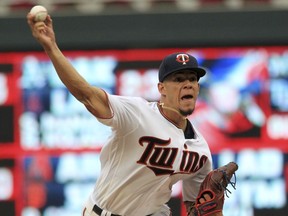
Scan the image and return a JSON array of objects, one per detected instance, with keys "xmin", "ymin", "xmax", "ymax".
[
  {"xmin": 30, "ymin": 5, "xmax": 48, "ymax": 22},
  {"xmin": 190, "ymin": 162, "xmax": 238, "ymax": 216}
]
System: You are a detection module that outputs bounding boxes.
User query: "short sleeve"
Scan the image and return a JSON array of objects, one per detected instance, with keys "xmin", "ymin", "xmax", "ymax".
[{"xmin": 96, "ymin": 94, "xmax": 147, "ymax": 134}]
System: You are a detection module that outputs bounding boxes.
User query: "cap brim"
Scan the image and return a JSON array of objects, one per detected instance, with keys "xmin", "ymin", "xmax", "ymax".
[
  {"xmin": 193, "ymin": 67, "xmax": 206, "ymax": 79},
  {"xmin": 162, "ymin": 66, "xmax": 206, "ymax": 81}
]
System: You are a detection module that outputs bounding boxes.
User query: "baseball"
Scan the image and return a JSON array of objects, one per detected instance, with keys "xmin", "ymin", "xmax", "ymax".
[{"xmin": 30, "ymin": 5, "xmax": 48, "ymax": 22}]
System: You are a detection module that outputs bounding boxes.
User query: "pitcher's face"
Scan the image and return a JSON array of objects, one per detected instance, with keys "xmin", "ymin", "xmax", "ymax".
[{"xmin": 158, "ymin": 70, "xmax": 200, "ymax": 116}]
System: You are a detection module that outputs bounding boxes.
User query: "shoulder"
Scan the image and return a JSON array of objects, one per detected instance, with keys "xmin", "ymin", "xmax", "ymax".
[
  {"xmin": 108, "ymin": 94, "xmax": 160, "ymax": 112},
  {"xmin": 106, "ymin": 94, "xmax": 159, "ymax": 119},
  {"xmin": 108, "ymin": 94, "xmax": 148, "ymax": 105}
]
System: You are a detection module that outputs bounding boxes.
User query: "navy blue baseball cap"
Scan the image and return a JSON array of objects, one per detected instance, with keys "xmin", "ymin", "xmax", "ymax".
[{"xmin": 158, "ymin": 52, "xmax": 206, "ymax": 82}]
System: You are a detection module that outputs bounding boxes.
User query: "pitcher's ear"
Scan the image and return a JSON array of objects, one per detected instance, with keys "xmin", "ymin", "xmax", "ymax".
[
  {"xmin": 158, "ymin": 82, "xmax": 166, "ymax": 95},
  {"xmin": 158, "ymin": 82, "xmax": 162, "ymax": 90}
]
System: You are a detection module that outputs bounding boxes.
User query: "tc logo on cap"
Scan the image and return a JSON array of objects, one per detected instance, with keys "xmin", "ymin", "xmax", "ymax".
[{"xmin": 176, "ymin": 54, "xmax": 190, "ymax": 65}]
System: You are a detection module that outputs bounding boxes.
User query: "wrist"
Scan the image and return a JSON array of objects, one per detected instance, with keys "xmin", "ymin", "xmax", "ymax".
[{"xmin": 184, "ymin": 201, "xmax": 195, "ymax": 215}]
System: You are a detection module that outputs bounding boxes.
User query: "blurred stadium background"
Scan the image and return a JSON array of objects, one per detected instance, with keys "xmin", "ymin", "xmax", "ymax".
[{"xmin": 0, "ymin": 1, "xmax": 288, "ymax": 216}]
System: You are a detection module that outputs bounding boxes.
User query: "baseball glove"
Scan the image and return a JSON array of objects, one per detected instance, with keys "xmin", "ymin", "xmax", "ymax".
[{"xmin": 188, "ymin": 162, "xmax": 238, "ymax": 216}]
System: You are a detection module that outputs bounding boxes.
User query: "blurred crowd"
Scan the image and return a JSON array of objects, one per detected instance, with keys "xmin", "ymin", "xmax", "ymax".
[{"xmin": 1, "ymin": 0, "xmax": 288, "ymax": 16}]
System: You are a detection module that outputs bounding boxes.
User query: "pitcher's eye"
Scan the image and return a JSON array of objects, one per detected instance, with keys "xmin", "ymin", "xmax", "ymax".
[
  {"xmin": 172, "ymin": 77, "xmax": 186, "ymax": 82},
  {"xmin": 173, "ymin": 76, "xmax": 197, "ymax": 82},
  {"xmin": 188, "ymin": 77, "xmax": 197, "ymax": 82}
]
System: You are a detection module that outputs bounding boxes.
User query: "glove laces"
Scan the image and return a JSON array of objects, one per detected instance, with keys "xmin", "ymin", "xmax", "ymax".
[{"xmin": 220, "ymin": 170, "xmax": 237, "ymax": 198}]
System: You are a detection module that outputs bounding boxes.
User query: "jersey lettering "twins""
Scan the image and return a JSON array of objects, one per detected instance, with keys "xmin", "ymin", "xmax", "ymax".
[{"xmin": 137, "ymin": 136, "xmax": 208, "ymax": 176}]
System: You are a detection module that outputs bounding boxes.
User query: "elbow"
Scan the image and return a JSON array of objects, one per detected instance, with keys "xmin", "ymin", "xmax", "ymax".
[
  {"xmin": 68, "ymin": 86, "xmax": 92, "ymax": 105},
  {"xmin": 73, "ymin": 86, "xmax": 99, "ymax": 106}
]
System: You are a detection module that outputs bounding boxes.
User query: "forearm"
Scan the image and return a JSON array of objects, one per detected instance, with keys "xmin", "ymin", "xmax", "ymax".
[
  {"xmin": 27, "ymin": 13, "xmax": 111, "ymax": 117},
  {"xmin": 184, "ymin": 201, "xmax": 195, "ymax": 215},
  {"xmin": 44, "ymin": 43, "xmax": 91, "ymax": 102}
]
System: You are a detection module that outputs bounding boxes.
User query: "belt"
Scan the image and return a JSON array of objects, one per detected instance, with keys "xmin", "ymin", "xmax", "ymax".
[
  {"xmin": 93, "ymin": 204, "xmax": 120, "ymax": 216},
  {"xmin": 92, "ymin": 204, "xmax": 152, "ymax": 216}
]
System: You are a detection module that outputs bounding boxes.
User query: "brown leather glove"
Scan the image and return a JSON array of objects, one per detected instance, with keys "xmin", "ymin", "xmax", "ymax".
[{"xmin": 187, "ymin": 162, "xmax": 238, "ymax": 216}]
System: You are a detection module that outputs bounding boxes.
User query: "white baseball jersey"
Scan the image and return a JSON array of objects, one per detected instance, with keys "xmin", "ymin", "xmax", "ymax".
[{"xmin": 88, "ymin": 93, "xmax": 212, "ymax": 216}]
